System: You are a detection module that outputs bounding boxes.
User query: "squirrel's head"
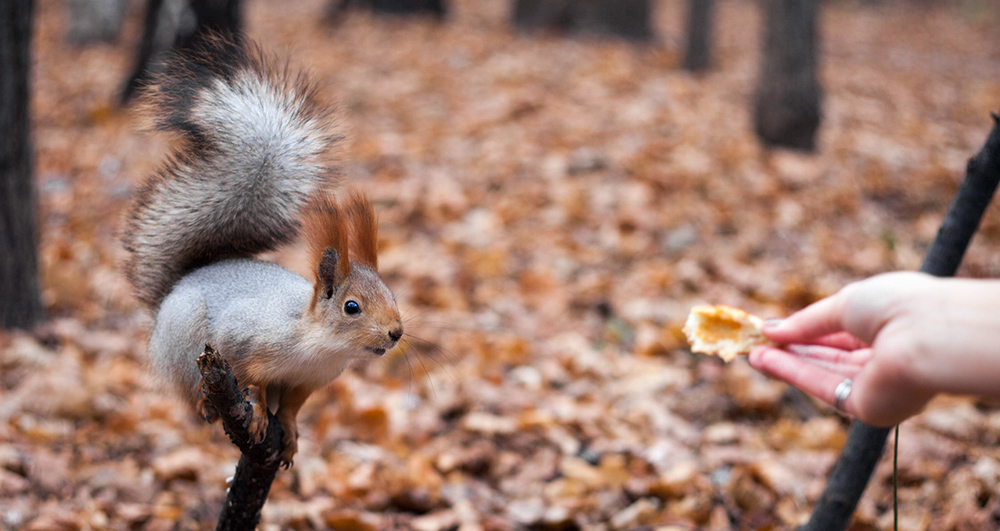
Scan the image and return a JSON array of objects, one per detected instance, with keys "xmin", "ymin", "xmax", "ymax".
[{"xmin": 307, "ymin": 192, "xmax": 402, "ymax": 357}]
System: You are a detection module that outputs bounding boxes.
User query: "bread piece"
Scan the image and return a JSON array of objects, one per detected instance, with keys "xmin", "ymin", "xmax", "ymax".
[{"xmin": 683, "ymin": 305, "xmax": 768, "ymax": 362}]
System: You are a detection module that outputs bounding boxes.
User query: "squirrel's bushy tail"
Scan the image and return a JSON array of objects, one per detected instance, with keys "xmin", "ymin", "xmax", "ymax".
[{"xmin": 123, "ymin": 37, "xmax": 341, "ymax": 309}]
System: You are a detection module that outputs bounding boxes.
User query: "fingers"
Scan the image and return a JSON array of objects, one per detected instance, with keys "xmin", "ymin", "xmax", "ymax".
[
  {"xmin": 786, "ymin": 344, "xmax": 872, "ymax": 368},
  {"xmin": 808, "ymin": 332, "xmax": 869, "ymax": 351},
  {"xmin": 750, "ymin": 346, "xmax": 935, "ymax": 427},
  {"xmin": 748, "ymin": 346, "xmax": 858, "ymax": 415},
  {"xmin": 766, "ymin": 272, "xmax": 935, "ymax": 347},
  {"xmin": 850, "ymin": 368, "xmax": 934, "ymax": 427},
  {"xmin": 762, "ymin": 291, "xmax": 851, "ymax": 345},
  {"xmin": 748, "ymin": 271, "xmax": 945, "ymax": 427}
]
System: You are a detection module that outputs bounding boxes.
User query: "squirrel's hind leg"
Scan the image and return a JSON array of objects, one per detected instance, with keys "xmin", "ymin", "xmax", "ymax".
[
  {"xmin": 276, "ymin": 386, "xmax": 313, "ymax": 468},
  {"xmin": 197, "ymin": 378, "xmax": 220, "ymax": 423},
  {"xmin": 243, "ymin": 384, "xmax": 269, "ymax": 445}
]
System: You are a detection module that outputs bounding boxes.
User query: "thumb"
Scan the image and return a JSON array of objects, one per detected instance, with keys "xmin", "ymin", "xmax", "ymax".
[{"xmin": 763, "ymin": 288, "xmax": 852, "ymax": 344}]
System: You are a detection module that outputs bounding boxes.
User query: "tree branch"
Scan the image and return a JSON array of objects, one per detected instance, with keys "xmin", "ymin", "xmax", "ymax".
[
  {"xmin": 800, "ymin": 114, "xmax": 1000, "ymax": 530},
  {"xmin": 197, "ymin": 344, "xmax": 284, "ymax": 530}
]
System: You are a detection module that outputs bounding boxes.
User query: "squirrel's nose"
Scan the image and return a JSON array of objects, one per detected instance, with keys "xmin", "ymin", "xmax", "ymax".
[{"xmin": 388, "ymin": 328, "xmax": 403, "ymax": 343}]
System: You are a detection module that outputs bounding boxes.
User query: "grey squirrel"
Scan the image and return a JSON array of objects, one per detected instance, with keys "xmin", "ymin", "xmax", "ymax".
[{"xmin": 121, "ymin": 37, "xmax": 403, "ymax": 466}]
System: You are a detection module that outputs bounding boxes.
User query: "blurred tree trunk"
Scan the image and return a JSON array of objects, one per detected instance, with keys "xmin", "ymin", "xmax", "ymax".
[
  {"xmin": 753, "ymin": 0, "xmax": 821, "ymax": 151},
  {"xmin": 66, "ymin": 0, "xmax": 127, "ymax": 45},
  {"xmin": 1, "ymin": 0, "xmax": 44, "ymax": 329},
  {"xmin": 683, "ymin": 0, "xmax": 715, "ymax": 71},
  {"xmin": 121, "ymin": 0, "xmax": 243, "ymax": 104},
  {"xmin": 325, "ymin": 0, "xmax": 447, "ymax": 23},
  {"xmin": 512, "ymin": 0, "xmax": 653, "ymax": 41}
]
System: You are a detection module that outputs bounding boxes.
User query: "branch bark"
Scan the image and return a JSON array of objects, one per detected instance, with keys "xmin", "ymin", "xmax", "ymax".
[
  {"xmin": 197, "ymin": 344, "xmax": 284, "ymax": 530},
  {"xmin": 800, "ymin": 114, "xmax": 1000, "ymax": 530}
]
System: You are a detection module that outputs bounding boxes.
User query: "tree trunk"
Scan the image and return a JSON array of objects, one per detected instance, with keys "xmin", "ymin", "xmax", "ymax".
[
  {"xmin": 511, "ymin": 0, "xmax": 571, "ymax": 32},
  {"xmin": 683, "ymin": 0, "xmax": 715, "ymax": 72},
  {"xmin": 753, "ymin": 0, "xmax": 821, "ymax": 151},
  {"xmin": 512, "ymin": 0, "xmax": 653, "ymax": 42},
  {"xmin": 66, "ymin": 0, "xmax": 127, "ymax": 45},
  {"xmin": 325, "ymin": 0, "xmax": 447, "ymax": 23},
  {"xmin": 183, "ymin": 0, "xmax": 243, "ymax": 44},
  {"xmin": 0, "ymin": 0, "xmax": 44, "ymax": 329}
]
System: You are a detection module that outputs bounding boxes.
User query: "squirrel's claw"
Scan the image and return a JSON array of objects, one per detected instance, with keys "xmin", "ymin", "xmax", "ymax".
[
  {"xmin": 243, "ymin": 385, "xmax": 269, "ymax": 445},
  {"xmin": 197, "ymin": 379, "xmax": 220, "ymax": 423},
  {"xmin": 279, "ymin": 425, "xmax": 298, "ymax": 468},
  {"xmin": 197, "ymin": 398, "xmax": 219, "ymax": 424}
]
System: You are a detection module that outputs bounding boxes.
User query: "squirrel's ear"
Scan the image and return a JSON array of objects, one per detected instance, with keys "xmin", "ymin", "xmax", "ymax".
[{"xmin": 317, "ymin": 247, "xmax": 349, "ymax": 299}]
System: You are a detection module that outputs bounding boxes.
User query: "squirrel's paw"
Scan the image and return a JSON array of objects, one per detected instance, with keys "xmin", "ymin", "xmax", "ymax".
[
  {"xmin": 197, "ymin": 380, "xmax": 219, "ymax": 423},
  {"xmin": 278, "ymin": 420, "xmax": 298, "ymax": 468},
  {"xmin": 279, "ymin": 431, "xmax": 298, "ymax": 469},
  {"xmin": 197, "ymin": 398, "xmax": 219, "ymax": 424},
  {"xmin": 243, "ymin": 385, "xmax": 269, "ymax": 445}
]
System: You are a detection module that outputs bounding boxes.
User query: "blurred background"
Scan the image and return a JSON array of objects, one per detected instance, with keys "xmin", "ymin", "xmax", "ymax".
[{"xmin": 2, "ymin": 0, "xmax": 1000, "ymax": 528}]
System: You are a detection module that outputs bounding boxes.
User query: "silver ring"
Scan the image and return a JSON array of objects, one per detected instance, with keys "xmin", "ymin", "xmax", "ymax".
[{"xmin": 833, "ymin": 378, "xmax": 853, "ymax": 411}]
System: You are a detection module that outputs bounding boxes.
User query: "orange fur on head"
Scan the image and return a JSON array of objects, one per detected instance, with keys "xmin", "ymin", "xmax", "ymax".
[
  {"xmin": 303, "ymin": 191, "xmax": 381, "ymax": 311},
  {"xmin": 343, "ymin": 191, "xmax": 379, "ymax": 268}
]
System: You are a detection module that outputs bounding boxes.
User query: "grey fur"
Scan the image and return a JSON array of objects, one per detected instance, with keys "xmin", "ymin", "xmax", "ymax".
[{"xmin": 150, "ymin": 258, "xmax": 317, "ymax": 404}]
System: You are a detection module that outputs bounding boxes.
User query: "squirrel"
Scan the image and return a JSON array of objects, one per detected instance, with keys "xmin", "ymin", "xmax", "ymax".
[{"xmin": 121, "ymin": 36, "xmax": 403, "ymax": 466}]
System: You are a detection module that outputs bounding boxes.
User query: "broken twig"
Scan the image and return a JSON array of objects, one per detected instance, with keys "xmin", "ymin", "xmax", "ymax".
[{"xmin": 197, "ymin": 344, "xmax": 284, "ymax": 530}]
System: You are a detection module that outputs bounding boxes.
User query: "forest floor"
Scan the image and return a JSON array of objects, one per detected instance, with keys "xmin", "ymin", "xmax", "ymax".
[{"xmin": 4, "ymin": 0, "xmax": 1000, "ymax": 529}]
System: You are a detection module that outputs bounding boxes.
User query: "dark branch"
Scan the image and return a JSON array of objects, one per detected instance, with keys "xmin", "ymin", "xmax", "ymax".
[
  {"xmin": 920, "ymin": 113, "xmax": 1000, "ymax": 277},
  {"xmin": 800, "ymin": 114, "xmax": 1000, "ymax": 530},
  {"xmin": 197, "ymin": 344, "xmax": 284, "ymax": 530}
]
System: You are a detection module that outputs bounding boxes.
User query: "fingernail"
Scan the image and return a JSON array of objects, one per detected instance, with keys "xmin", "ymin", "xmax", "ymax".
[{"xmin": 763, "ymin": 318, "xmax": 784, "ymax": 329}]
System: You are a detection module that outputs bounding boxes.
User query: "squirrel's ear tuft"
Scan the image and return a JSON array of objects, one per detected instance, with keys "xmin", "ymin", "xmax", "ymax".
[
  {"xmin": 344, "ymin": 191, "xmax": 378, "ymax": 268},
  {"xmin": 306, "ymin": 194, "xmax": 351, "ymax": 310},
  {"xmin": 305, "ymin": 194, "xmax": 350, "ymax": 271},
  {"xmin": 317, "ymin": 248, "xmax": 347, "ymax": 298}
]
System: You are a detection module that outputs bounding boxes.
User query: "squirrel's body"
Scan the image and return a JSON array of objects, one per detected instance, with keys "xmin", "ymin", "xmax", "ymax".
[
  {"xmin": 123, "ymin": 37, "xmax": 402, "ymax": 465},
  {"xmin": 151, "ymin": 259, "xmax": 350, "ymax": 405}
]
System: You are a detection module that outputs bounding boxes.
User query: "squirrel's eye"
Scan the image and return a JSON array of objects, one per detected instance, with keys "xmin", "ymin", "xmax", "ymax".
[{"xmin": 344, "ymin": 300, "xmax": 361, "ymax": 315}]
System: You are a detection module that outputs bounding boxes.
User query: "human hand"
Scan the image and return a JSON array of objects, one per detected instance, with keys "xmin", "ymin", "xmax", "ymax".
[{"xmin": 748, "ymin": 271, "xmax": 991, "ymax": 426}]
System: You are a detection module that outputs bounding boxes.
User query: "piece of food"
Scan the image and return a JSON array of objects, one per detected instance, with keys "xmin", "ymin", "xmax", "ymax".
[{"xmin": 683, "ymin": 305, "xmax": 768, "ymax": 362}]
